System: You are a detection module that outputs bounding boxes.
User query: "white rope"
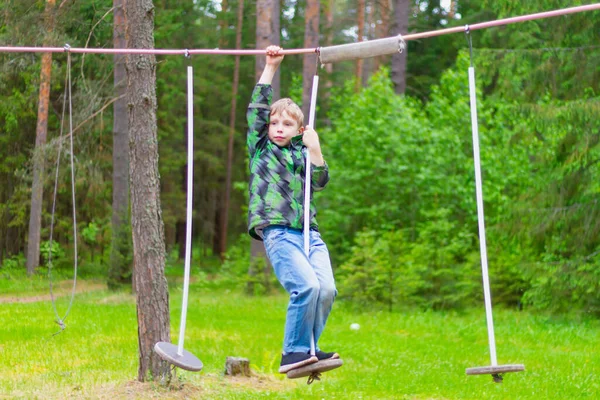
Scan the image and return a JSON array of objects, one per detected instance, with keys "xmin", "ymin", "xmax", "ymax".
[
  {"xmin": 466, "ymin": 32, "xmax": 498, "ymax": 366},
  {"xmin": 303, "ymin": 73, "xmax": 320, "ymax": 357},
  {"xmin": 177, "ymin": 65, "xmax": 194, "ymax": 356}
]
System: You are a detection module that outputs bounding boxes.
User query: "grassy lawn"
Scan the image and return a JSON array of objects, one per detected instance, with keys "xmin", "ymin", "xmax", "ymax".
[{"xmin": 0, "ymin": 278, "xmax": 598, "ymax": 399}]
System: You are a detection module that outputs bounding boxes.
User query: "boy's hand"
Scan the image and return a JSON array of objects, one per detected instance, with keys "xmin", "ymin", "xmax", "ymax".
[
  {"xmin": 258, "ymin": 45, "xmax": 283, "ymax": 84},
  {"xmin": 302, "ymin": 126, "xmax": 325, "ymax": 166},
  {"xmin": 301, "ymin": 126, "xmax": 320, "ymax": 150},
  {"xmin": 265, "ymin": 45, "xmax": 284, "ymax": 67}
]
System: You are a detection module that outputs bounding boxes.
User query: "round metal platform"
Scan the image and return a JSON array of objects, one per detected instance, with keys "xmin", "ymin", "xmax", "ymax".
[
  {"xmin": 154, "ymin": 341, "xmax": 203, "ymax": 372},
  {"xmin": 286, "ymin": 358, "xmax": 343, "ymax": 380},
  {"xmin": 466, "ymin": 364, "xmax": 525, "ymax": 383}
]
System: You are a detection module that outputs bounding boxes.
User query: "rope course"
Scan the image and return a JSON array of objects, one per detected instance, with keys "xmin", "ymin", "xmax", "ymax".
[{"xmin": 8, "ymin": 0, "xmax": 598, "ymax": 380}]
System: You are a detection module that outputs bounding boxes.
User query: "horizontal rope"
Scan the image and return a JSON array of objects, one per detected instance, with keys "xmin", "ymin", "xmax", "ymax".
[{"xmin": 0, "ymin": 3, "xmax": 598, "ymax": 56}]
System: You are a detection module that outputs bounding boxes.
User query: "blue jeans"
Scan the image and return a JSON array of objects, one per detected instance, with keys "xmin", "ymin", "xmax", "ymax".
[{"xmin": 263, "ymin": 225, "xmax": 337, "ymax": 354}]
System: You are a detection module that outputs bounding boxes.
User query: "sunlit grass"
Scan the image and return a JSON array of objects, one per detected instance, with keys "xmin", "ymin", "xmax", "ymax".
[{"xmin": 0, "ymin": 280, "xmax": 599, "ymax": 399}]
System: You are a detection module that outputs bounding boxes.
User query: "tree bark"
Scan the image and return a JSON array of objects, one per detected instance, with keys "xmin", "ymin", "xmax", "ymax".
[
  {"xmin": 220, "ymin": 0, "xmax": 245, "ymax": 259},
  {"xmin": 363, "ymin": 0, "xmax": 376, "ymax": 82},
  {"xmin": 255, "ymin": 0, "xmax": 280, "ymax": 98},
  {"xmin": 448, "ymin": 0, "xmax": 457, "ymax": 19},
  {"xmin": 108, "ymin": 0, "xmax": 132, "ymax": 290},
  {"xmin": 125, "ymin": 0, "xmax": 171, "ymax": 382},
  {"xmin": 391, "ymin": 0, "xmax": 409, "ymax": 94},
  {"xmin": 323, "ymin": 0, "xmax": 334, "ymax": 90},
  {"xmin": 355, "ymin": 0, "xmax": 365, "ymax": 91},
  {"xmin": 219, "ymin": 0, "xmax": 229, "ymax": 48},
  {"xmin": 250, "ymin": 0, "xmax": 280, "ymax": 292},
  {"xmin": 374, "ymin": 0, "xmax": 392, "ymax": 72},
  {"xmin": 301, "ymin": 0, "xmax": 320, "ymax": 119},
  {"xmin": 26, "ymin": 0, "xmax": 56, "ymax": 276}
]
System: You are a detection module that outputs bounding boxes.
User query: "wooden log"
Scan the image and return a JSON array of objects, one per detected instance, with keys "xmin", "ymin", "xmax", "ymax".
[
  {"xmin": 224, "ymin": 356, "xmax": 251, "ymax": 377},
  {"xmin": 319, "ymin": 36, "xmax": 404, "ymax": 64}
]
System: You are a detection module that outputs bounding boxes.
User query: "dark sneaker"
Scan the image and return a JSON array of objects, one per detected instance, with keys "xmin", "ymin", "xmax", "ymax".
[
  {"xmin": 314, "ymin": 350, "xmax": 340, "ymax": 360},
  {"xmin": 279, "ymin": 352, "xmax": 318, "ymax": 373}
]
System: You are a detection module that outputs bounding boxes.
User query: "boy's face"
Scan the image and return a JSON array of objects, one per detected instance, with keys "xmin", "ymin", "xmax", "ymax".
[{"xmin": 268, "ymin": 111, "xmax": 301, "ymax": 147}]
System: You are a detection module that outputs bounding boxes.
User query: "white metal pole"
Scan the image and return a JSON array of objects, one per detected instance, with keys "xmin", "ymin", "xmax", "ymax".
[
  {"xmin": 303, "ymin": 75, "xmax": 319, "ymax": 356},
  {"xmin": 468, "ymin": 66, "xmax": 498, "ymax": 366},
  {"xmin": 178, "ymin": 65, "xmax": 195, "ymax": 356}
]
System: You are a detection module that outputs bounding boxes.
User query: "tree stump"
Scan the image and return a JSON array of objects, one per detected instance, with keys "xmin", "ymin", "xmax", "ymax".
[{"xmin": 224, "ymin": 357, "xmax": 251, "ymax": 377}]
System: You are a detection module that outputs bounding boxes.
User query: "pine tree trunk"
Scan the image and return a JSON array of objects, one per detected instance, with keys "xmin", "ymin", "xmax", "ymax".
[
  {"xmin": 125, "ymin": 0, "xmax": 171, "ymax": 382},
  {"xmin": 392, "ymin": 0, "xmax": 409, "ymax": 94},
  {"xmin": 448, "ymin": 0, "xmax": 457, "ymax": 19},
  {"xmin": 108, "ymin": 0, "xmax": 132, "ymax": 290},
  {"xmin": 374, "ymin": 0, "xmax": 392, "ymax": 72},
  {"xmin": 250, "ymin": 0, "xmax": 280, "ymax": 293},
  {"xmin": 26, "ymin": 0, "xmax": 56, "ymax": 276},
  {"xmin": 221, "ymin": 0, "xmax": 245, "ymax": 259},
  {"xmin": 355, "ymin": 0, "xmax": 365, "ymax": 91},
  {"xmin": 219, "ymin": 0, "xmax": 229, "ymax": 47},
  {"xmin": 324, "ymin": 0, "xmax": 334, "ymax": 91},
  {"xmin": 256, "ymin": 0, "xmax": 280, "ymax": 98},
  {"xmin": 363, "ymin": 0, "xmax": 376, "ymax": 82},
  {"xmin": 301, "ymin": 0, "xmax": 319, "ymax": 119}
]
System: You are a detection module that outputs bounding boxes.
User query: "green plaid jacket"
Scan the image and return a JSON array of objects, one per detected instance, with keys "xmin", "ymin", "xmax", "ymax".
[{"xmin": 246, "ymin": 84, "xmax": 329, "ymax": 240}]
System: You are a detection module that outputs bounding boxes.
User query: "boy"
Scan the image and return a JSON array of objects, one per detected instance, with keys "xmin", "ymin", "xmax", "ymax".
[{"xmin": 247, "ymin": 46, "xmax": 339, "ymax": 373}]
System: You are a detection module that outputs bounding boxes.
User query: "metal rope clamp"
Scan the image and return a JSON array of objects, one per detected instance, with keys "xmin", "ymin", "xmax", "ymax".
[{"xmin": 397, "ymin": 34, "xmax": 406, "ymax": 54}]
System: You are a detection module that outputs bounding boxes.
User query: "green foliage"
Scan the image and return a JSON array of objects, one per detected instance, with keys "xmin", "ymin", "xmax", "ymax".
[
  {"xmin": 40, "ymin": 240, "xmax": 66, "ymax": 269},
  {"xmin": 523, "ymin": 249, "xmax": 600, "ymax": 315},
  {"xmin": 220, "ymin": 234, "xmax": 279, "ymax": 295},
  {"xmin": 81, "ymin": 221, "xmax": 99, "ymax": 245},
  {"xmin": 0, "ymin": 253, "xmax": 26, "ymax": 272},
  {"xmin": 1, "ymin": 0, "xmax": 599, "ymax": 316},
  {"xmin": 320, "ymin": 70, "xmax": 428, "ymax": 255},
  {"xmin": 219, "ymin": 234, "xmax": 252, "ymax": 289},
  {"xmin": 107, "ymin": 217, "xmax": 133, "ymax": 290},
  {"xmin": 337, "ymin": 230, "xmax": 425, "ymax": 311},
  {"xmin": 320, "ymin": 42, "xmax": 599, "ymax": 315},
  {"xmin": 321, "ymin": 68, "xmax": 482, "ymax": 310}
]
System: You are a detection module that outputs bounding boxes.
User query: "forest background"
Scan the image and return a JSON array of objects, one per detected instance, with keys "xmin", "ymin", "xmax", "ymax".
[{"xmin": 0, "ymin": 0, "xmax": 599, "ymax": 319}]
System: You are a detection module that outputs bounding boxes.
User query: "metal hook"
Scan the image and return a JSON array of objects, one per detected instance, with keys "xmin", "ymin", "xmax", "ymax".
[
  {"xmin": 63, "ymin": 44, "xmax": 71, "ymax": 53},
  {"xmin": 398, "ymin": 34, "xmax": 406, "ymax": 54},
  {"xmin": 464, "ymin": 26, "xmax": 474, "ymax": 67},
  {"xmin": 52, "ymin": 318, "xmax": 66, "ymax": 336},
  {"xmin": 307, "ymin": 371, "xmax": 321, "ymax": 385},
  {"xmin": 185, "ymin": 49, "xmax": 190, "ymax": 58},
  {"xmin": 315, "ymin": 47, "xmax": 321, "ymax": 72}
]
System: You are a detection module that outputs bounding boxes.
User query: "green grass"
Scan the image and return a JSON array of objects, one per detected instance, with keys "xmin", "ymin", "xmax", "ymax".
[{"xmin": 0, "ymin": 280, "xmax": 599, "ymax": 399}]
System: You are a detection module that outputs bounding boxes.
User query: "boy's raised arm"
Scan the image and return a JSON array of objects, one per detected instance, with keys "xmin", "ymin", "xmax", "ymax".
[
  {"xmin": 258, "ymin": 46, "xmax": 284, "ymax": 85},
  {"xmin": 247, "ymin": 45, "xmax": 283, "ymax": 156}
]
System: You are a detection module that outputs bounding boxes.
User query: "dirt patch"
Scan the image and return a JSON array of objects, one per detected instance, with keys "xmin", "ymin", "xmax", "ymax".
[
  {"xmin": 0, "ymin": 280, "xmax": 105, "ymax": 304},
  {"xmin": 1, "ymin": 373, "xmax": 290, "ymax": 400},
  {"xmin": 93, "ymin": 380, "xmax": 205, "ymax": 400},
  {"xmin": 217, "ymin": 372, "xmax": 288, "ymax": 392},
  {"xmin": 82, "ymin": 373, "xmax": 288, "ymax": 399}
]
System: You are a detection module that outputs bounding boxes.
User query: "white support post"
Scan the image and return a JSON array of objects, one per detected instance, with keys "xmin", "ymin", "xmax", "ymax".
[{"xmin": 468, "ymin": 66, "xmax": 498, "ymax": 367}]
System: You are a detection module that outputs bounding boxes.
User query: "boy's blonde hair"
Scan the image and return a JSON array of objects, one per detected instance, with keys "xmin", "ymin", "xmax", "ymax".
[{"xmin": 270, "ymin": 98, "xmax": 304, "ymax": 129}]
